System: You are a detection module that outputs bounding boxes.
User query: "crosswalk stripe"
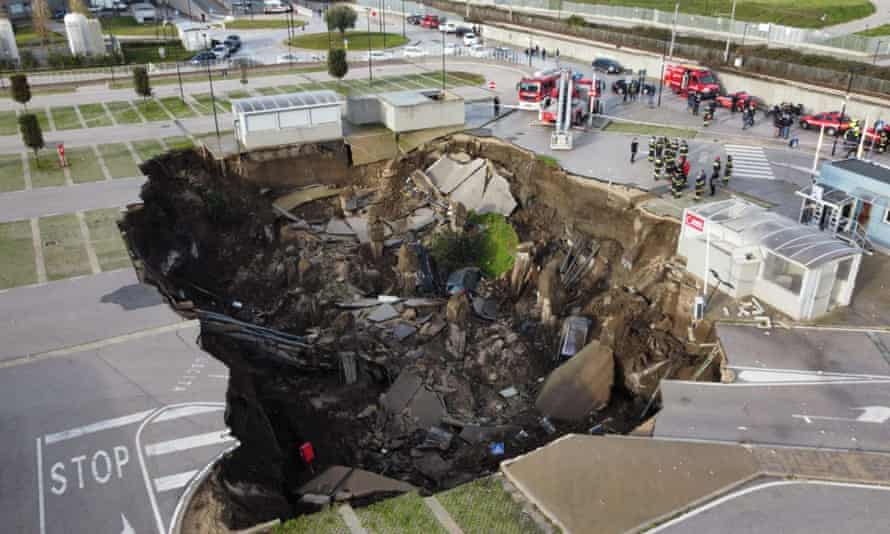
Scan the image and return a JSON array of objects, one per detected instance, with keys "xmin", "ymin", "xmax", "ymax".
[
  {"xmin": 726, "ymin": 144, "xmax": 774, "ymax": 180},
  {"xmin": 153, "ymin": 404, "xmax": 224, "ymax": 423},
  {"xmin": 154, "ymin": 470, "xmax": 197, "ymax": 492},
  {"xmin": 145, "ymin": 431, "xmax": 235, "ymax": 456}
]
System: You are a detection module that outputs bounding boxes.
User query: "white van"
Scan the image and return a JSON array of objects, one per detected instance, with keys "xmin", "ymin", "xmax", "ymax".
[
  {"xmin": 131, "ymin": 2, "xmax": 156, "ymax": 24},
  {"xmin": 439, "ymin": 22, "xmax": 457, "ymax": 33},
  {"xmin": 263, "ymin": 0, "xmax": 292, "ymax": 14}
]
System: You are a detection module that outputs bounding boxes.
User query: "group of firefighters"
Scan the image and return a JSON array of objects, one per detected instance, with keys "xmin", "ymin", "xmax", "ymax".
[
  {"xmin": 843, "ymin": 120, "xmax": 890, "ymax": 155},
  {"xmin": 647, "ymin": 136, "xmax": 733, "ymax": 200}
]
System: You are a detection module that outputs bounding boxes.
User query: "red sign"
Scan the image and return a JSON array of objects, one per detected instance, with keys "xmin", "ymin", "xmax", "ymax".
[
  {"xmin": 488, "ymin": 80, "xmax": 497, "ymax": 89},
  {"xmin": 685, "ymin": 212, "xmax": 705, "ymax": 232},
  {"xmin": 299, "ymin": 442, "xmax": 315, "ymax": 464}
]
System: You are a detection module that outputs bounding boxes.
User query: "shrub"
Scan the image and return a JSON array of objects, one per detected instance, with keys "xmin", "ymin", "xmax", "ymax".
[{"xmin": 468, "ymin": 212, "xmax": 518, "ymax": 278}]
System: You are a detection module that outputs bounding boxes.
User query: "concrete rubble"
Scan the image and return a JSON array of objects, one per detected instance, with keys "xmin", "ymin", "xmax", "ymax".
[{"xmin": 122, "ymin": 137, "xmax": 714, "ymax": 528}]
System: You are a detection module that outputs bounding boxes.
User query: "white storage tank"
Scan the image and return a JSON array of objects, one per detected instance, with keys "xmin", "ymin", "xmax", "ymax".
[
  {"xmin": 233, "ymin": 91, "xmax": 344, "ymax": 150},
  {"xmin": 0, "ymin": 18, "xmax": 19, "ymax": 62}
]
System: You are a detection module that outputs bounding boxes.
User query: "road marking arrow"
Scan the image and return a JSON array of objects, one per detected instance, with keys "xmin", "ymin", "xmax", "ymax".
[{"xmin": 121, "ymin": 513, "xmax": 135, "ymax": 534}]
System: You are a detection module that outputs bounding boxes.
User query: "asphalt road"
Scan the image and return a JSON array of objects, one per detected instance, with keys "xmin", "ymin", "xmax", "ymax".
[
  {"xmin": 0, "ymin": 324, "xmax": 230, "ymax": 534},
  {"xmin": 653, "ymin": 479, "xmax": 890, "ymax": 533}
]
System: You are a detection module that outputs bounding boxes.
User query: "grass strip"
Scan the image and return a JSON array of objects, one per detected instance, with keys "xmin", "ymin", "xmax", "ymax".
[
  {"xmin": 84, "ymin": 208, "xmax": 130, "ymax": 271},
  {"xmin": 50, "ymin": 106, "xmax": 82, "ymax": 130},
  {"xmin": 0, "ymin": 220, "xmax": 37, "ymax": 289},
  {"xmin": 0, "ymin": 154, "xmax": 25, "ymax": 192},
  {"xmin": 79, "ymin": 103, "xmax": 114, "ymax": 128},
  {"xmin": 108, "ymin": 101, "xmax": 143, "ymax": 124},
  {"xmin": 132, "ymin": 139, "xmax": 165, "ymax": 161},
  {"xmin": 66, "ymin": 147, "xmax": 106, "ymax": 183},
  {"xmin": 159, "ymin": 97, "xmax": 197, "ymax": 118},
  {"xmin": 98, "ymin": 143, "xmax": 141, "ymax": 178},
  {"xmin": 28, "ymin": 155, "xmax": 66, "ymax": 188},
  {"xmin": 39, "ymin": 214, "xmax": 91, "ymax": 281}
]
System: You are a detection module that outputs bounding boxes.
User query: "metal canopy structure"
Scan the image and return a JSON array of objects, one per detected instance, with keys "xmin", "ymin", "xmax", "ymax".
[
  {"xmin": 693, "ymin": 198, "xmax": 859, "ymax": 269},
  {"xmin": 232, "ymin": 90, "xmax": 341, "ymax": 115}
]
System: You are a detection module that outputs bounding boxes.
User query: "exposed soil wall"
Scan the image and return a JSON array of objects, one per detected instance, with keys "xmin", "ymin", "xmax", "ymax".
[{"xmin": 123, "ymin": 136, "xmax": 711, "ymax": 530}]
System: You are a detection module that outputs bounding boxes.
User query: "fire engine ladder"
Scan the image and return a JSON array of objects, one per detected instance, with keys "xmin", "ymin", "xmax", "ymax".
[{"xmin": 550, "ymin": 71, "xmax": 574, "ymax": 151}]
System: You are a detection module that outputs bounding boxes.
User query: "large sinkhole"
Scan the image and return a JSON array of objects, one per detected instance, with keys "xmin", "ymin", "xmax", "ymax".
[{"xmin": 121, "ymin": 134, "xmax": 717, "ymax": 528}]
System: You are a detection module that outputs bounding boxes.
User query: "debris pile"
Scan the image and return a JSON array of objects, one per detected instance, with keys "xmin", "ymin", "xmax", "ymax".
[{"xmin": 122, "ymin": 136, "xmax": 715, "ymax": 528}]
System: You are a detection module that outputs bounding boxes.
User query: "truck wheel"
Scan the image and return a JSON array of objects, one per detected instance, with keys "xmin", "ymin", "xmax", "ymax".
[{"xmin": 827, "ymin": 127, "xmax": 837, "ymax": 136}]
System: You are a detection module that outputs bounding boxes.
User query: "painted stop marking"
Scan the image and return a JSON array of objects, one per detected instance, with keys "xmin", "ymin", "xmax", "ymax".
[{"xmin": 488, "ymin": 80, "xmax": 496, "ymax": 89}]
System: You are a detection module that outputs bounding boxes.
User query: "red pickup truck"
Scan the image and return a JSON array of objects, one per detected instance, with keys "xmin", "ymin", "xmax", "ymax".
[{"xmin": 421, "ymin": 14, "xmax": 440, "ymax": 29}]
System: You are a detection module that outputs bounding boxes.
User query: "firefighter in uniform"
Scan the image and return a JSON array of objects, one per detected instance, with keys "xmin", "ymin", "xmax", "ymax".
[
  {"xmin": 655, "ymin": 136, "xmax": 665, "ymax": 161},
  {"xmin": 671, "ymin": 138, "xmax": 680, "ymax": 156},
  {"xmin": 679, "ymin": 139, "xmax": 689, "ymax": 160},
  {"xmin": 703, "ymin": 107, "xmax": 713, "ymax": 127},
  {"xmin": 680, "ymin": 156, "xmax": 691, "ymax": 189},
  {"xmin": 648, "ymin": 136, "xmax": 656, "ymax": 163},
  {"xmin": 664, "ymin": 149, "xmax": 675, "ymax": 182},
  {"xmin": 672, "ymin": 166, "xmax": 683, "ymax": 198},
  {"xmin": 694, "ymin": 170, "xmax": 706, "ymax": 201},
  {"xmin": 723, "ymin": 155, "xmax": 733, "ymax": 186},
  {"xmin": 878, "ymin": 131, "xmax": 889, "ymax": 154},
  {"xmin": 712, "ymin": 155, "xmax": 722, "ymax": 180},
  {"xmin": 654, "ymin": 154, "xmax": 664, "ymax": 181}
]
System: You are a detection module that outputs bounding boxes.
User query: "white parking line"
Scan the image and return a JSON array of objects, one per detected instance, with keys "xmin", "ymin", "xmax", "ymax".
[
  {"xmin": 152, "ymin": 404, "xmax": 224, "ymax": 423},
  {"xmin": 145, "ymin": 431, "xmax": 235, "ymax": 457},
  {"xmin": 44, "ymin": 409, "xmax": 155, "ymax": 445},
  {"xmin": 36, "ymin": 438, "xmax": 46, "ymax": 534},
  {"xmin": 153, "ymin": 470, "xmax": 198, "ymax": 492}
]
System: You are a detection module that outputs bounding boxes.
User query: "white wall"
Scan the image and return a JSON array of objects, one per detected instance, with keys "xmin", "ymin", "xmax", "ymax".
[
  {"xmin": 0, "ymin": 19, "xmax": 19, "ymax": 62},
  {"xmin": 381, "ymin": 97, "xmax": 465, "ymax": 133}
]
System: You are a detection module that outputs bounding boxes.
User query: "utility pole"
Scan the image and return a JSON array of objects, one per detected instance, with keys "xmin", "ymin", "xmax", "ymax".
[
  {"xmin": 831, "ymin": 69, "xmax": 857, "ymax": 156},
  {"xmin": 367, "ymin": 13, "xmax": 373, "ymax": 82},
  {"xmin": 176, "ymin": 61, "xmax": 184, "ymax": 100},
  {"xmin": 723, "ymin": 0, "xmax": 737, "ymax": 62},
  {"xmin": 381, "ymin": 0, "xmax": 387, "ymax": 49},
  {"xmin": 441, "ymin": 26, "xmax": 446, "ymax": 93},
  {"xmin": 668, "ymin": 3, "xmax": 679, "ymax": 60},
  {"xmin": 207, "ymin": 62, "xmax": 220, "ymax": 140},
  {"xmin": 402, "ymin": 0, "xmax": 406, "ymax": 37},
  {"xmin": 658, "ymin": 36, "xmax": 668, "ymax": 107},
  {"xmin": 875, "ymin": 40, "xmax": 883, "ymax": 65}
]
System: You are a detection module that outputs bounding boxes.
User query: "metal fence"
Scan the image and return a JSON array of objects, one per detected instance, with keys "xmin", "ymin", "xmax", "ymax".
[{"xmin": 444, "ymin": 0, "xmax": 886, "ymax": 56}]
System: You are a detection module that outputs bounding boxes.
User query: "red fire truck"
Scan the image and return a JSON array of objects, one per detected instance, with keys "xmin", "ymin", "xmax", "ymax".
[
  {"xmin": 539, "ymin": 76, "xmax": 601, "ymax": 126},
  {"xmin": 517, "ymin": 69, "xmax": 561, "ymax": 111},
  {"xmin": 664, "ymin": 64, "xmax": 720, "ymax": 99}
]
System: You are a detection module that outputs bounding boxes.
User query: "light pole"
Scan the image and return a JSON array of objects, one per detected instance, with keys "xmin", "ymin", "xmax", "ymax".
[
  {"xmin": 207, "ymin": 61, "xmax": 220, "ymax": 140},
  {"xmin": 441, "ymin": 26, "xmax": 446, "ymax": 93},
  {"xmin": 831, "ymin": 68, "xmax": 859, "ymax": 156},
  {"xmin": 401, "ymin": 0, "xmax": 406, "ymax": 37},
  {"xmin": 668, "ymin": 3, "xmax": 679, "ymax": 60},
  {"xmin": 657, "ymin": 36, "xmax": 668, "ymax": 107},
  {"xmin": 875, "ymin": 40, "xmax": 883, "ymax": 65},
  {"xmin": 723, "ymin": 0, "xmax": 737, "ymax": 62},
  {"xmin": 367, "ymin": 13, "xmax": 373, "ymax": 82}
]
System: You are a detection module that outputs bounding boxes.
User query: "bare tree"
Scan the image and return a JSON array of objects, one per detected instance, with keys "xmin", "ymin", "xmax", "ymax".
[
  {"xmin": 31, "ymin": 0, "xmax": 52, "ymax": 47},
  {"xmin": 68, "ymin": 0, "xmax": 90, "ymax": 16}
]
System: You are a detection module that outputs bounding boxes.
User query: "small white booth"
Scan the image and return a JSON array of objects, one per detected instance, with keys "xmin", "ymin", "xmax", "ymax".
[
  {"xmin": 232, "ymin": 91, "xmax": 343, "ymax": 150},
  {"xmin": 677, "ymin": 198, "xmax": 862, "ymax": 321}
]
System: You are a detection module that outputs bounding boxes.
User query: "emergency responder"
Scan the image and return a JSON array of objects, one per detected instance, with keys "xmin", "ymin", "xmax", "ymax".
[
  {"xmin": 703, "ymin": 107, "xmax": 713, "ymax": 127},
  {"xmin": 679, "ymin": 139, "xmax": 689, "ymax": 160},
  {"xmin": 710, "ymin": 167, "xmax": 718, "ymax": 196},
  {"xmin": 493, "ymin": 96, "xmax": 500, "ymax": 117},
  {"xmin": 648, "ymin": 136, "xmax": 656, "ymax": 163},
  {"xmin": 665, "ymin": 157, "xmax": 676, "ymax": 185},
  {"xmin": 664, "ymin": 146, "xmax": 675, "ymax": 176},
  {"xmin": 878, "ymin": 131, "xmax": 889, "ymax": 154},
  {"xmin": 713, "ymin": 155, "xmax": 722, "ymax": 179},
  {"xmin": 724, "ymin": 155, "xmax": 733, "ymax": 186},
  {"xmin": 630, "ymin": 137, "xmax": 639, "ymax": 163},
  {"xmin": 654, "ymin": 154, "xmax": 664, "ymax": 181},
  {"xmin": 671, "ymin": 138, "xmax": 679, "ymax": 155},
  {"xmin": 695, "ymin": 170, "xmax": 706, "ymax": 200},
  {"xmin": 672, "ymin": 166, "xmax": 683, "ymax": 198},
  {"xmin": 681, "ymin": 156, "xmax": 691, "ymax": 188},
  {"xmin": 655, "ymin": 136, "xmax": 665, "ymax": 160}
]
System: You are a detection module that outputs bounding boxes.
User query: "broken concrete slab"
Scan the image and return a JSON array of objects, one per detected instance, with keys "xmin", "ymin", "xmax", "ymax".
[
  {"xmin": 274, "ymin": 186, "xmax": 347, "ymax": 211},
  {"xmin": 408, "ymin": 208, "xmax": 437, "ymax": 231},
  {"xmin": 479, "ymin": 171, "xmax": 518, "ymax": 216},
  {"xmin": 536, "ymin": 340, "xmax": 614, "ymax": 422},
  {"xmin": 298, "ymin": 465, "xmax": 414, "ymax": 500},
  {"xmin": 449, "ymin": 166, "xmax": 488, "ymax": 212},
  {"xmin": 380, "ymin": 371, "xmax": 446, "ymax": 431},
  {"xmin": 325, "ymin": 218, "xmax": 356, "ymax": 236},
  {"xmin": 367, "ymin": 303, "xmax": 400, "ymax": 322},
  {"xmin": 381, "ymin": 372, "xmax": 423, "ymax": 415},
  {"xmin": 393, "ymin": 323, "xmax": 417, "ymax": 341},
  {"xmin": 426, "ymin": 156, "xmax": 486, "ymax": 194},
  {"xmin": 413, "ymin": 453, "xmax": 452, "ymax": 483}
]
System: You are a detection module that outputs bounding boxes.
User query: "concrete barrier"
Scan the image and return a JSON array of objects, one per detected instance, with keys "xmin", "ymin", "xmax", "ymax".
[{"xmin": 483, "ymin": 24, "xmax": 890, "ymax": 120}]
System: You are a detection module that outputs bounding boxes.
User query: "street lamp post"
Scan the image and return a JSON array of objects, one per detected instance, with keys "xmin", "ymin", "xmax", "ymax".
[
  {"xmin": 723, "ymin": 0, "xmax": 737, "ymax": 62},
  {"xmin": 367, "ymin": 13, "xmax": 373, "ymax": 82},
  {"xmin": 402, "ymin": 0, "xmax": 406, "ymax": 37},
  {"xmin": 657, "ymin": 36, "xmax": 668, "ymax": 107},
  {"xmin": 207, "ymin": 62, "xmax": 220, "ymax": 140},
  {"xmin": 441, "ymin": 26, "xmax": 446, "ymax": 93},
  {"xmin": 831, "ymin": 68, "xmax": 858, "ymax": 156},
  {"xmin": 668, "ymin": 3, "xmax": 679, "ymax": 60}
]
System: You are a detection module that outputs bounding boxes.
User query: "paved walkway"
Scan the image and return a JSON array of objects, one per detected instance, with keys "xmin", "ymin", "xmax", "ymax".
[{"xmin": 827, "ymin": 0, "xmax": 890, "ymax": 35}]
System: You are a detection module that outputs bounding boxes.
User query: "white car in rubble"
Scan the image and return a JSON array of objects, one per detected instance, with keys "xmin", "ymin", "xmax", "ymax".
[{"xmin": 402, "ymin": 46, "xmax": 427, "ymax": 58}]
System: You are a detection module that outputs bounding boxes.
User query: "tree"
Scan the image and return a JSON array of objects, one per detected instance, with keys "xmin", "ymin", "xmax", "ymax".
[
  {"xmin": 325, "ymin": 5, "xmax": 357, "ymax": 37},
  {"xmin": 566, "ymin": 14, "xmax": 586, "ymax": 29},
  {"xmin": 18, "ymin": 114, "xmax": 44, "ymax": 165},
  {"xmin": 132, "ymin": 66, "xmax": 152, "ymax": 101},
  {"xmin": 10, "ymin": 75, "xmax": 31, "ymax": 110},
  {"xmin": 327, "ymin": 48, "xmax": 348, "ymax": 82},
  {"xmin": 31, "ymin": 0, "xmax": 51, "ymax": 47},
  {"xmin": 68, "ymin": 0, "xmax": 90, "ymax": 16}
]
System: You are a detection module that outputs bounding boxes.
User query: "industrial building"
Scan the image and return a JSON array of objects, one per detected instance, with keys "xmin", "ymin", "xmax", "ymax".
[{"xmin": 677, "ymin": 198, "xmax": 862, "ymax": 321}]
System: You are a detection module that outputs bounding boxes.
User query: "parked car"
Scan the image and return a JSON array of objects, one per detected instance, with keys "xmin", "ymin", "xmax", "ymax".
[
  {"xmin": 263, "ymin": 0, "xmax": 291, "ymax": 13},
  {"xmin": 364, "ymin": 50, "xmax": 393, "ymax": 61},
  {"xmin": 210, "ymin": 44, "xmax": 230, "ymax": 59},
  {"xmin": 224, "ymin": 35, "xmax": 242, "ymax": 53},
  {"xmin": 462, "ymin": 32, "xmax": 479, "ymax": 46},
  {"xmin": 455, "ymin": 25, "xmax": 473, "ymax": 37},
  {"xmin": 439, "ymin": 22, "xmax": 457, "ymax": 33},
  {"xmin": 276, "ymin": 53, "xmax": 302, "ymax": 64},
  {"xmin": 407, "ymin": 13, "xmax": 424, "ymax": 25},
  {"xmin": 467, "ymin": 44, "xmax": 488, "ymax": 58},
  {"xmin": 799, "ymin": 111, "xmax": 852, "ymax": 136},
  {"xmin": 715, "ymin": 91, "xmax": 763, "ymax": 112},
  {"xmin": 190, "ymin": 51, "xmax": 217, "ymax": 65},
  {"xmin": 592, "ymin": 57, "xmax": 623, "ymax": 74},
  {"xmin": 402, "ymin": 46, "xmax": 427, "ymax": 58},
  {"xmin": 421, "ymin": 14, "xmax": 440, "ymax": 29}
]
